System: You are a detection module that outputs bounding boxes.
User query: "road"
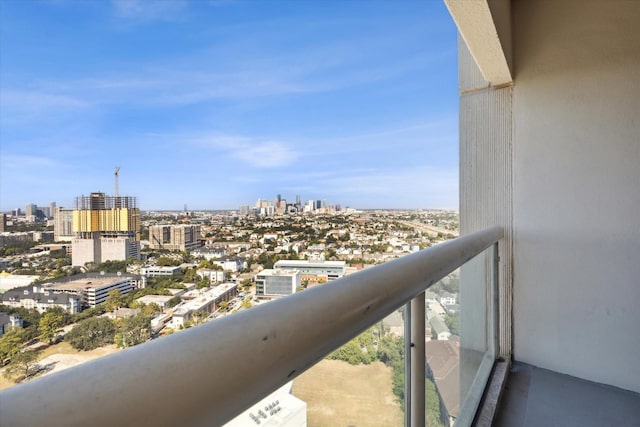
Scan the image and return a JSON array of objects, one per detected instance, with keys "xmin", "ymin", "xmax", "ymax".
[{"xmin": 397, "ymin": 220, "xmax": 459, "ymax": 237}]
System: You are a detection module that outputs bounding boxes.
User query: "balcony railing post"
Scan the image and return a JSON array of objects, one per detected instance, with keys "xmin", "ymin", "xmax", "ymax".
[
  {"xmin": 410, "ymin": 292, "xmax": 425, "ymax": 427},
  {"xmin": 493, "ymin": 241, "xmax": 500, "ymax": 357},
  {"xmin": 404, "ymin": 302, "xmax": 412, "ymax": 427}
]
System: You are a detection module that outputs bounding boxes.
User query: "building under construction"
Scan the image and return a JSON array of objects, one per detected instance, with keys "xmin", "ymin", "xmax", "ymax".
[{"xmin": 71, "ymin": 169, "xmax": 141, "ymax": 267}]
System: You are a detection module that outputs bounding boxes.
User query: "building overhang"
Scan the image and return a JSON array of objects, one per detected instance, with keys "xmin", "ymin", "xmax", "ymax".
[{"xmin": 444, "ymin": 0, "xmax": 512, "ymax": 86}]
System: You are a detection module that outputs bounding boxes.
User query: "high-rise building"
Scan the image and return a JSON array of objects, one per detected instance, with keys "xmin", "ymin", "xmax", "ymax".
[
  {"xmin": 54, "ymin": 207, "xmax": 74, "ymax": 242},
  {"xmin": 71, "ymin": 192, "xmax": 141, "ymax": 267},
  {"xmin": 149, "ymin": 224, "xmax": 201, "ymax": 251},
  {"xmin": 25, "ymin": 203, "xmax": 37, "ymax": 222},
  {"xmin": 0, "ymin": 214, "xmax": 6, "ymax": 233},
  {"xmin": 49, "ymin": 202, "xmax": 56, "ymax": 219}
]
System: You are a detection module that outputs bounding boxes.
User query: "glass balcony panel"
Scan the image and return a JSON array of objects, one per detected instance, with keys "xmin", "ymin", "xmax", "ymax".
[
  {"xmin": 425, "ymin": 245, "xmax": 496, "ymax": 426},
  {"xmin": 291, "ymin": 319, "xmax": 405, "ymax": 427}
]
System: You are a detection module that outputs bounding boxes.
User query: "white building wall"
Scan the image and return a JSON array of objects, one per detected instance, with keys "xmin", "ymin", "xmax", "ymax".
[
  {"xmin": 511, "ymin": 0, "xmax": 640, "ymax": 393},
  {"xmin": 72, "ymin": 238, "xmax": 100, "ymax": 267}
]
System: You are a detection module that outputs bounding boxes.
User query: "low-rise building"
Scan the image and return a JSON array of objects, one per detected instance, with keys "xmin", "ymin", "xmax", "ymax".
[
  {"xmin": 273, "ymin": 260, "xmax": 346, "ymax": 285},
  {"xmin": 191, "ymin": 247, "xmax": 226, "ymax": 260},
  {"xmin": 140, "ymin": 266, "xmax": 181, "ymax": 277},
  {"xmin": 0, "ymin": 313, "xmax": 23, "ymax": 336},
  {"xmin": 196, "ymin": 268, "xmax": 225, "ymax": 284},
  {"xmin": 439, "ymin": 292, "xmax": 457, "ymax": 306},
  {"xmin": 255, "ymin": 269, "xmax": 301, "ymax": 299},
  {"xmin": 1, "ymin": 286, "xmax": 81, "ymax": 314},
  {"xmin": 42, "ymin": 272, "xmax": 140, "ymax": 308},
  {"xmin": 135, "ymin": 295, "xmax": 175, "ymax": 311},
  {"xmin": 429, "ymin": 316, "xmax": 451, "ymax": 341},
  {"xmin": 212, "ymin": 256, "xmax": 246, "ymax": 273},
  {"xmin": 170, "ymin": 283, "xmax": 237, "ymax": 328}
]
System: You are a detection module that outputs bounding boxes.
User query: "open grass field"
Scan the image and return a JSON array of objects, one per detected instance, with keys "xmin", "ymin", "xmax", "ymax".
[
  {"xmin": 0, "ymin": 342, "xmax": 120, "ymax": 391},
  {"xmin": 292, "ymin": 359, "xmax": 403, "ymax": 427}
]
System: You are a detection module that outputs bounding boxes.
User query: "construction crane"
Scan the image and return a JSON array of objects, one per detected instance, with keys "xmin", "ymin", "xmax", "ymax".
[{"xmin": 114, "ymin": 166, "xmax": 120, "ymax": 197}]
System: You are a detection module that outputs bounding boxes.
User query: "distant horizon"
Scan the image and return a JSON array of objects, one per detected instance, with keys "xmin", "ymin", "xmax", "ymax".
[
  {"xmin": 0, "ymin": 1, "xmax": 459, "ymax": 211},
  {"xmin": 2, "ymin": 201, "xmax": 459, "ymax": 214}
]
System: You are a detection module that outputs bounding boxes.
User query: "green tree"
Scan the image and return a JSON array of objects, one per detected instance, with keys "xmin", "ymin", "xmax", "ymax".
[
  {"xmin": 191, "ymin": 310, "xmax": 209, "ymax": 325},
  {"xmin": 3, "ymin": 350, "xmax": 41, "ymax": 383},
  {"xmin": 166, "ymin": 296, "xmax": 182, "ymax": 308},
  {"xmin": 426, "ymin": 378, "xmax": 444, "ymax": 426},
  {"xmin": 157, "ymin": 256, "xmax": 180, "ymax": 267},
  {"xmin": 104, "ymin": 289, "xmax": 127, "ymax": 312},
  {"xmin": 66, "ymin": 317, "xmax": 116, "ymax": 351},
  {"xmin": 444, "ymin": 313, "xmax": 460, "ymax": 336},
  {"xmin": 39, "ymin": 309, "xmax": 66, "ymax": 344},
  {"xmin": 114, "ymin": 314, "xmax": 151, "ymax": 349},
  {"xmin": 0, "ymin": 328, "xmax": 25, "ymax": 364},
  {"xmin": 327, "ymin": 340, "xmax": 372, "ymax": 365},
  {"xmin": 93, "ymin": 260, "xmax": 128, "ymax": 273}
]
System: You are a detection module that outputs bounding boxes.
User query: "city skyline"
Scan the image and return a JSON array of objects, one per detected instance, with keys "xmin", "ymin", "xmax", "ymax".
[{"xmin": 0, "ymin": 0, "xmax": 459, "ymax": 211}]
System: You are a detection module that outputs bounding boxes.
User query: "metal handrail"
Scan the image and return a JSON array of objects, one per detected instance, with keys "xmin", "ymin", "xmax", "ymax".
[{"xmin": 0, "ymin": 226, "xmax": 503, "ymax": 427}]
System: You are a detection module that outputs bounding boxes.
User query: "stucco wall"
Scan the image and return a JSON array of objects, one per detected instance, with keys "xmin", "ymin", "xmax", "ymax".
[{"xmin": 512, "ymin": 0, "xmax": 640, "ymax": 393}]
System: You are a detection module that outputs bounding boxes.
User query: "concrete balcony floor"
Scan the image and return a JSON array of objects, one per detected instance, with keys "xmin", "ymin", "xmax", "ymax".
[{"xmin": 494, "ymin": 362, "xmax": 640, "ymax": 427}]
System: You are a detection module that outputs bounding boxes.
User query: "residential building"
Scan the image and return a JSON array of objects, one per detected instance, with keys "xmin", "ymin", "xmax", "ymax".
[
  {"xmin": 71, "ymin": 192, "xmax": 141, "ymax": 267},
  {"xmin": 273, "ymin": 260, "xmax": 346, "ymax": 284},
  {"xmin": 196, "ymin": 268, "xmax": 225, "ymax": 284},
  {"xmin": 140, "ymin": 266, "xmax": 181, "ymax": 277},
  {"xmin": 135, "ymin": 295, "xmax": 175, "ymax": 311},
  {"xmin": 429, "ymin": 316, "xmax": 451, "ymax": 341},
  {"xmin": 54, "ymin": 207, "xmax": 74, "ymax": 242},
  {"xmin": 0, "ymin": 214, "xmax": 6, "ymax": 233},
  {"xmin": 149, "ymin": 224, "xmax": 201, "ymax": 251},
  {"xmin": 439, "ymin": 292, "xmax": 456, "ymax": 306},
  {"xmin": 1, "ymin": 286, "xmax": 81, "ymax": 314},
  {"xmin": 170, "ymin": 283, "xmax": 237, "ymax": 328},
  {"xmin": 0, "ymin": 313, "xmax": 23, "ymax": 337},
  {"xmin": 191, "ymin": 246, "xmax": 227, "ymax": 260},
  {"xmin": 212, "ymin": 256, "xmax": 246, "ymax": 273},
  {"xmin": 255, "ymin": 269, "xmax": 300, "ymax": 299}
]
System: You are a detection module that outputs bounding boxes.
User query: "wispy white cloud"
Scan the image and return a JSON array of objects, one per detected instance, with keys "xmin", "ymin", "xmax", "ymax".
[
  {"xmin": 0, "ymin": 91, "xmax": 91, "ymax": 113},
  {"xmin": 0, "ymin": 154, "xmax": 61, "ymax": 169},
  {"xmin": 195, "ymin": 135, "xmax": 299, "ymax": 168},
  {"xmin": 304, "ymin": 167, "xmax": 458, "ymax": 208},
  {"xmin": 111, "ymin": 0, "xmax": 187, "ymax": 21}
]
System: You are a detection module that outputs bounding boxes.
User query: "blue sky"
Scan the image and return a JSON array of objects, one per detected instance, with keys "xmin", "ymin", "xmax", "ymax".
[{"xmin": 0, "ymin": 0, "xmax": 459, "ymax": 211}]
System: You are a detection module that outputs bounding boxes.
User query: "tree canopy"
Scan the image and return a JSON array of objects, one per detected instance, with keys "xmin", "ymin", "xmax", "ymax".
[{"xmin": 66, "ymin": 317, "xmax": 116, "ymax": 351}]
